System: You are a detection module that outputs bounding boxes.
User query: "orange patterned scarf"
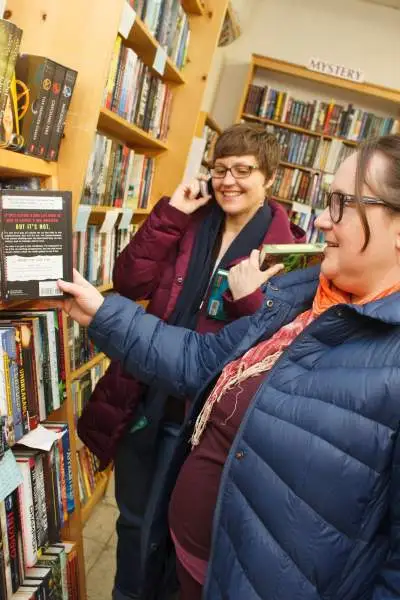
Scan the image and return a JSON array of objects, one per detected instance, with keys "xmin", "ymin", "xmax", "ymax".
[{"xmin": 191, "ymin": 275, "xmax": 400, "ymax": 447}]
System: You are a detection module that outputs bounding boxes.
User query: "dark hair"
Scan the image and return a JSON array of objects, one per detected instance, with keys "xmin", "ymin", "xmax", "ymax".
[
  {"xmin": 356, "ymin": 134, "xmax": 400, "ymax": 249},
  {"xmin": 212, "ymin": 122, "xmax": 280, "ymax": 181}
]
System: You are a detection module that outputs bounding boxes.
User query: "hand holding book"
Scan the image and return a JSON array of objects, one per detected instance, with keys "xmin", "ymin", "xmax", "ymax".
[{"xmin": 56, "ymin": 269, "xmax": 104, "ymax": 326}]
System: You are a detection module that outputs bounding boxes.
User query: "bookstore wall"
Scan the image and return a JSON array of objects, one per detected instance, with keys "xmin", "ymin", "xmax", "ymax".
[
  {"xmin": 0, "ymin": 0, "xmax": 229, "ymax": 598},
  {"xmin": 201, "ymin": 0, "xmax": 400, "ymax": 244},
  {"xmin": 208, "ymin": 0, "xmax": 400, "ymax": 128}
]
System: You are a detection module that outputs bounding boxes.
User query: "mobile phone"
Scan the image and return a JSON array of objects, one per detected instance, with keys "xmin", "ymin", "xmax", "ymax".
[
  {"xmin": 198, "ymin": 177, "xmax": 214, "ymax": 200},
  {"xmin": 206, "ymin": 268, "xmax": 230, "ymax": 321},
  {"xmin": 259, "ymin": 243, "xmax": 326, "ymax": 273}
]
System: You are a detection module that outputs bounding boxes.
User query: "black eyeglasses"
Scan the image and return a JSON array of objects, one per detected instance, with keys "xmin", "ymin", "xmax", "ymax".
[
  {"xmin": 325, "ymin": 191, "xmax": 387, "ymax": 223},
  {"xmin": 209, "ymin": 164, "xmax": 259, "ymax": 179}
]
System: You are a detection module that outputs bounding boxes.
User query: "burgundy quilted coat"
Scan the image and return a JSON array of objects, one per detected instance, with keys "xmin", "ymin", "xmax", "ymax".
[{"xmin": 77, "ymin": 197, "xmax": 305, "ymax": 468}]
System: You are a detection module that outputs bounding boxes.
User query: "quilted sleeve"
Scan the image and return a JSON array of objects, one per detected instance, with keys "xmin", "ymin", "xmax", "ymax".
[
  {"xmin": 88, "ymin": 293, "xmax": 254, "ymax": 399},
  {"xmin": 372, "ymin": 429, "xmax": 400, "ymax": 599},
  {"xmin": 113, "ymin": 197, "xmax": 191, "ymax": 299}
]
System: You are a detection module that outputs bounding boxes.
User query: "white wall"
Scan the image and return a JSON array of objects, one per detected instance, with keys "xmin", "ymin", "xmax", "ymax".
[{"xmin": 203, "ymin": 0, "xmax": 400, "ymax": 129}]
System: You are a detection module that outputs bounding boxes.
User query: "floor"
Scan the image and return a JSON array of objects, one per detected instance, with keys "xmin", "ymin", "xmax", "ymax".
[{"xmin": 83, "ymin": 472, "xmax": 119, "ymax": 600}]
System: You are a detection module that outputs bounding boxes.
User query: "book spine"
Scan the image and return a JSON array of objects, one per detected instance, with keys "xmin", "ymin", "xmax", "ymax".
[
  {"xmin": 45, "ymin": 312, "xmax": 60, "ymax": 412},
  {"xmin": 46, "ymin": 68, "xmax": 77, "ymax": 161},
  {"xmin": 29, "ymin": 59, "xmax": 57, "ymax": 156},
  {"xmin": 0, "ymin": 23, "xmax": 22, "ymax": 140},
  {"xmin": 5, "ymin": 491, "xmax": 21, "ymax": 592},
  {"xmin": 16, "ymin": 459, "xmax": 38, "ymax": 567},
  {"xmin": 35, "ymin": 455, "xmax": 49, "ymax": 552},
  {"xmin": 37, "ymin": 62, "xmax": 66, "ymax": 158},
  {"xmin": 0, "ymin": 500, "xmax": 12, "ymax": 599}
]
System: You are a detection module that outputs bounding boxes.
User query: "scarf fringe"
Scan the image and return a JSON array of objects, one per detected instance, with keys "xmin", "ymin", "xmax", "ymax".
[{"xmin": 191, "ymin": 350, "xmax": 283, "ymax": 447}]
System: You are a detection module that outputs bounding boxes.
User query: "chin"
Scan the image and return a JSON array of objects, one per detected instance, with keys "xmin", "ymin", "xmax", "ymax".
[{"xmin": 320, "ymin": 258, "xmax": 339, "ymax": 282}]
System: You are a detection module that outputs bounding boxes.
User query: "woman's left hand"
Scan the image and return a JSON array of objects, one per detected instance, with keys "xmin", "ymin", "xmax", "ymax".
[
  {"xmin": 228, "ymin": 249, "xmax": 283, "ymax": 301},
  {"xmin": 56, "ymin": 269, "xmax": 104, "ymax": 326}
]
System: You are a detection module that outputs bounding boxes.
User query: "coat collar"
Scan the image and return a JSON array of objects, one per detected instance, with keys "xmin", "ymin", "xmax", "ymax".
[{"xmin": 268, "ymin": 265, "xmax": 400, "ymax": 327}]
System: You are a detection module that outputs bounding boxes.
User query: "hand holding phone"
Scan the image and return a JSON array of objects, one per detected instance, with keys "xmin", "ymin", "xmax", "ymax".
[{"xmin": 169, "ymin": 176, "xmax": 212, "ymax": 215}]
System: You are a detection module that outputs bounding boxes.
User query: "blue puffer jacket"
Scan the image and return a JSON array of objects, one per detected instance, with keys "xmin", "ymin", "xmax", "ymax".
[{"xmin": 89, "ymin": 266, "xmax": 400, "ymax": 600}]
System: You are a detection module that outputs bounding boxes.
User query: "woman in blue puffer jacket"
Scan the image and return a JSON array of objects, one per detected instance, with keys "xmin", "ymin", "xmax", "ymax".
[{"xmin": 59, "ymin": 134, "xmax": 400, "ymax": 600}]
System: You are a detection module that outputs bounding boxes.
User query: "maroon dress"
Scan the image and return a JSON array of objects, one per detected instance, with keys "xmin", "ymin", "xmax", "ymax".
[{"xmin": 169, "ymin": 372, "xmax": 268, "ymax": 597}]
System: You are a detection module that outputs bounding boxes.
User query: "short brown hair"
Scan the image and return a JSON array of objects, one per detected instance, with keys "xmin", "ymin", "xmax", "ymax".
[
  {"xmin": 355, "ymin": 134, "xmax": 400, "ymax": 249},
  {"xmin": 212, "ymin": 122, "xmax": 280, "ymax": 181}
]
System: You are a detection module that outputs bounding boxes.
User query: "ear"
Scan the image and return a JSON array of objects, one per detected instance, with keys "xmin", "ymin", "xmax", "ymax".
[{"xmin": 264, "ymin": 172, "xmax": 276, "ymax": 190}]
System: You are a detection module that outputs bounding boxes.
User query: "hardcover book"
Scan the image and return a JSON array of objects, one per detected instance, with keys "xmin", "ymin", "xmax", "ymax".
[{"xmin": 0, "ymin": 190, "xmax": 72, "ymax": 301}]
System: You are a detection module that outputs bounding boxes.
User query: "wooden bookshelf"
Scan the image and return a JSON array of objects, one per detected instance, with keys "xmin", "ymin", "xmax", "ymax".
[
  {"xmin": 124, "ymin": 16, "xmax": 186, "ymax": 85},
  {"xmin": 237, "ymin": 54, "xmax": 400, "ymax": 239},
  {"xmin": 242, "ymin": 113, "xmax": 358, "ymax": 146},
  {"xmin": 181, "ymin": 0, "xmax": 206, "ymax": 16},
  {"xmin": 81, "ymin": 468, "xmax": 112, "ymax": 524},
  {"xmin": 98, "ymin": 108, "xmax": 168, "ymax": 152},
  {"xmin": 70, "ymin": 353, "xmax": 107, "ymax": 381},
  {"xmin": 0, "ymin": 148, "xmax": 56, "ymax": 178},
  {"xmin": 97, "ymin": 282, "xmax": 114, "ymax": 293},
  {"xmin": 2, "ymin": 1, "xmax": 229, "ymax": 597}
]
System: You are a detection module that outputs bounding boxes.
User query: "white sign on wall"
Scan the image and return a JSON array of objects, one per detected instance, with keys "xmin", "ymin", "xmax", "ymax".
[{"xmin": 308, "ymin": 58, "xmax": 364, "ymax": 83}]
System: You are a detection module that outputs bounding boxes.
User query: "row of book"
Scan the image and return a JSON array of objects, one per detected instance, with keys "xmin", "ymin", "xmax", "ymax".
[
  {"xmin": 0, "ymin": 536, "xmax": 78, "ymax": 600},
  {"xmin": 16, "ymin": 54, "xmax": 77, "ymax": 161},
  {"xmin": 128, "ymin": 0, "xmax": 190, "ymax": 69},
  {"xmin": 76, "ymin": 445, "xmax": 108, "ymax": 508},
  {"xmin": 82, "ymin": 132, "xmax": 155, "ymax": 208},
  {"xmin": 0, "ymin": 311, "xmax": 67, "ymax": 446},
  {"xmin": 104, "ymin": 37, "xmax": 173, "ymax": 140},
  {"xmin": 71, "ymin": 359, "xmax": 109, "ymax": 427},
  {"xmin": 244, "ymin": 84, "xmax": 400, "ymax": 142},
  {"xmin": 73, "ymin": 223, "xmax": 137, "ymax": 288},
  {"xmin": 272, "ymin": 167, "xmax": 331, "ymax": 209},
  {"xmin": 67, "ymin": 318, "xmax": 99, "ymax": 374},
  {"xmin": 267, "ymin": 124, "xmax": 355, "ymax": 173},
  {"xmin": 0, "ymin": 20, "xmax": 22, "ymax": 151},
  {"xmin": 289, "ymin": 202, "xmax": 325, "ymax": 244},
  {"xmin": 0, "ymin": 422, "xmax": 77, "ymax": 598},
  {"xmin": 314, "ymin": 139, "xmax": 354, "ymax": 175},
  {"xmin": 202, "ymin": 124, "xmax": 219, "ymax": 165},
  {"xmin": 0, "ymin": 20, "xmax": 77, "ymax": 159}
]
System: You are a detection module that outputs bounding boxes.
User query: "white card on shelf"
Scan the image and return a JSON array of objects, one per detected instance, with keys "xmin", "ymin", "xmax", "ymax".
[
  {"xmin": 182, "ymin": 136, "xmax": 207, "ymax": 184},
  {"xmin": 74, "ymin": 204, "xmax": 91, "ymax": 232},
  {"xmin": 118, "ymin": 208, "xmax": 134, "ymax": 230},
  {"xmin": 153, "ymin": 46, "xmax": 167, "ymax": 76},
  {"xmin": 0, "ymin": 450, "xmax": 23, "ymax": 502},
  {"xmin": 119, "ymin": 2, "xmax": 136, "ymax": 39},
  {"xmin": 100, "ymin": 210, "xmax": 120, "ymax": 233},
  {"xmin": 18, "ymin": 424, "xmax": 60, "ymax": 452}
]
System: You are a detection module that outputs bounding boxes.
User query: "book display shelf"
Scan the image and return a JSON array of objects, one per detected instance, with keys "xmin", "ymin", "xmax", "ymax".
[
  {"xmin": 237, "ymin": 54, "xmax": 400, "ymax": 241},
  {"xmin": 0, "ymin": 0, "xmax": 229, "ymax": 597}
]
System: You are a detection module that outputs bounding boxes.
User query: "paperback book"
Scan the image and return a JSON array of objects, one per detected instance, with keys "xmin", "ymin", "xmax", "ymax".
[{"xmin": 0, "ymin": 190, "xmax": 72, "ymax": 301}]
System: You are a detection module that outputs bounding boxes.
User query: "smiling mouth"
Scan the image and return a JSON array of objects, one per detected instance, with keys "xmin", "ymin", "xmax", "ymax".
[{"xmin": 325, "ymin": 242, "xmax": 339, "ymax": 248}]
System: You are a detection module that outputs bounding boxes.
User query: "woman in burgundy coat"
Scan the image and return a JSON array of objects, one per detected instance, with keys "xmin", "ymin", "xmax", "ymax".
[{"xmin": 78, "ymin": 122, "xmax": 305, "ymax": 600}]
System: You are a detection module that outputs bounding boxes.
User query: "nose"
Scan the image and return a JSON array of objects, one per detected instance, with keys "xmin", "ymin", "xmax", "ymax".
[
  {"xmin": 314, "ymin": 206, "xmax": 332, "ymax": 231},
  {"xmin": 221, "ymin": 169, "xmax": 236, "ymax": 185}
]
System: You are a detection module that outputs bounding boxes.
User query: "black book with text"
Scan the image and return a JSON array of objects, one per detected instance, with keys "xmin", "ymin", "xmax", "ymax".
[{"xmin": 0, "ymin": 190, "xmax": 72, "ymax": 301}]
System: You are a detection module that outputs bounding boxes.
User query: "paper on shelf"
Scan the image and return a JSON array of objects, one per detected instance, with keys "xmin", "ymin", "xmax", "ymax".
[
  {"xmin": 18, "ymin": 424, "xmax": 60, "ymax": 452},
  {"xmin": 100, "ymin": 210, "xmax": 120, "ymax": 233},
  {"xmin": 119, "ymin": 2, "xmax": 136, "ymax": 39},
  {"xmin": 118, "ymin": 208, "xmax": 134, "ymax": 230},
  {"xmin": 0, "ymin": 450, "xmax": 23, "ymax": 501},
  {"xmin": 182, "ymin": 136, "xmax": 207, "ymax": 184},
  {"xmin": 74, "ymin": 204, "xmax": 92, "ymax": 232},
  {"xmin": 153, "ymin": 46, "xmax": 167, "ymax": 77}
]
